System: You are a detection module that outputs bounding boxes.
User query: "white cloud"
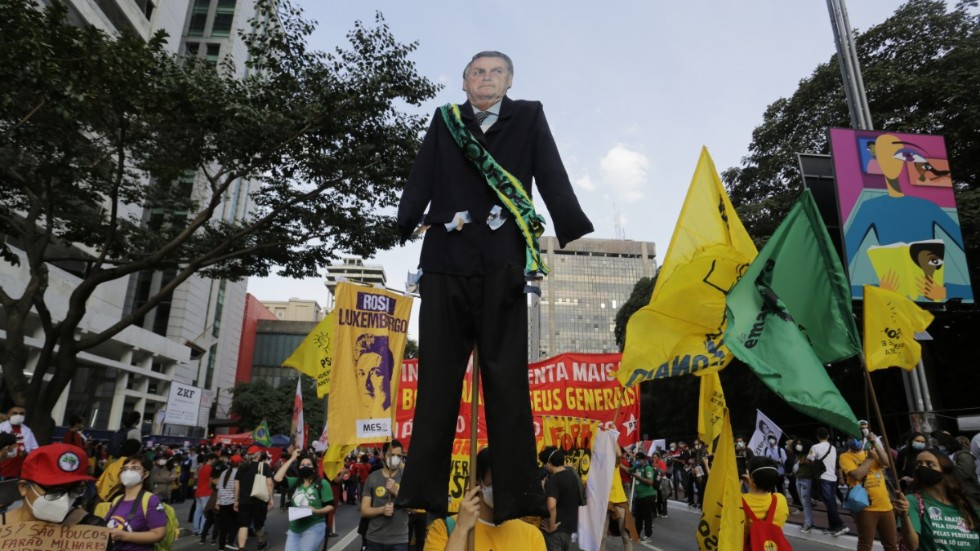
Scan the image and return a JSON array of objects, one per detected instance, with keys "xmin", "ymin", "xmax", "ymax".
[
  {"xmin": 574, "ymin": 174, "xmax": 597, "ymax": 192},
  {"xmin": 599, "ymin": 144, "xmax": 650, "ymax": 201}
]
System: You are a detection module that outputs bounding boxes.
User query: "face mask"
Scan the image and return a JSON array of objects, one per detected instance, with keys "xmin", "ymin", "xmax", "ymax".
[
  {"xmin": 9, "ymin": 414, "xmax": 25, "ymax": 426},
  {"xmin": 796, "ymin": 444, "xmax": 804, "ymax": 452},
  {"xmin": 669, "ymin": 446, "xmax": 676, "ymax": 451},
  {"xmin": 387, "ymin": 456, "xmax": 402, "ymax": 469},
  {"xmin": 915, "ymin": 466, "xmax": 943, "ymax": 487},
  {"xmin": 157, "ymin": 460, "xmax": 167, "ymax": 466},
  {"xmin": 768, "ymin": 439, "xmax": 776, "ymax": 446},
  {"xmin": 481, "ymin": 485, "xmax": 494, "ymax": 508},
  {"xmin": 911, "ymin": 441, "xmax": 926, "ymax": 451},
  {"xmin": 736, "ymin": 442, "xmax": 744, "ymax": 449},
  {"xmin": 30, "ymin": 486, "xmax": 73, "ymax": 523},
  {"xmin": 120, "ymin": 470, "xmax": 144, "ymax": 488},
  {"xmin": 861, "ymin": 428, "xmax": 869, "ymax": 437},
  {"xmin": 298, "ymin": 466, "xmax": 315, "ymax": 479}
]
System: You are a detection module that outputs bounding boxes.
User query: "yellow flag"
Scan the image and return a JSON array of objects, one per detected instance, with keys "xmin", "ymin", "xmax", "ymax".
[
  {"xmin": 697, "ymin": 371, "xmax": 726, "ymax": 454},
  {"xmin": 697, "ymin": 407, "xmax": 745, "ymax": 551},
  {"xmin": 617, "ymin": 147, "xmax": 757, "ymax": 387},
  {"xmin": 282, "ymin": 309, "xmax": 337, "ymax": 398},
  {"xmin": 327, "ymin": 283, "xmax": 412, "ymax": 448},
  {"xmin": 864, "ymin": 285, "xmax": 934, "ymax": 371},
  {"xmin": 322, "ymin": 442, "xmax": 355, "ymax": 481}
]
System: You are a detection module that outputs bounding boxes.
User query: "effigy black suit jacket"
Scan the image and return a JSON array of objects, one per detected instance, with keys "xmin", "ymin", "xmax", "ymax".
[{"xmin": 397, "ymin": 96, "xmax": 594, "ymax": 276}]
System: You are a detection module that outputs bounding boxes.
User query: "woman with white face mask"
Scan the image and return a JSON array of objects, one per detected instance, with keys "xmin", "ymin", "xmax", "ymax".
[
  {"xmin": 1, "ymin": 443, "xmax": 95, "ymax": 526},
  {"xmin": 103, "ymin": 454, "xmax": 167, "ymax": 549}
]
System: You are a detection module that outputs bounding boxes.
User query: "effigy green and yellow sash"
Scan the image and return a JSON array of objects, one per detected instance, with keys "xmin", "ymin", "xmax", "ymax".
[{"xmin": 439, "ymin": 103, "xmax": 549, "ymax": 276}]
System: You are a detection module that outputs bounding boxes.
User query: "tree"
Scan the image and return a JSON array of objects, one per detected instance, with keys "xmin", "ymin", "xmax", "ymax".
[
  {"xmin": 403, "ymin": 338, "xmax": 419, "ymax": 360},
  {"xmin": 724, "ymin": 0, "xmax": 980, "ymax": 272},
  {"xmin": 230, "ymin": 376, "xmax": 324, "ymax": 437},
  {"xmin": 0, "ymin": 0, "xmax": 438, "ymax": 442}
]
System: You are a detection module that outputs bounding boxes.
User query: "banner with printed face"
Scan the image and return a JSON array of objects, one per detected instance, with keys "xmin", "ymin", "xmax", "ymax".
[
  {"xmin": 394, "ymin": 353, "xmax": 640, "ymax": 451},
  {"xmin": 327, "ymin": 283, "xmax": 413, "ymax": 447},
  {"xmin": 747, "ymin": 409, "xmax": 784, "ymax": 457},
  {"xmin": 830, "ymin": 128, "xmax": 973, "ymax": 303}
]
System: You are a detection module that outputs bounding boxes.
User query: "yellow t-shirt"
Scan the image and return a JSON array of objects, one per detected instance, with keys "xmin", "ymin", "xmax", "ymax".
[
  {"xmin": 609, "ymin": 471, "xmax": 627, "ymax": 504},
  {"xmin": 742, "ymin": 492, "xmax": 789, "ymax": 527},
  {"xmin": 423, "ymin": 517, "xmax": 546, "ymax": 551},
  {"xmin": 840, "ymin": 450, "xmax": 893, "ymax": 512}
]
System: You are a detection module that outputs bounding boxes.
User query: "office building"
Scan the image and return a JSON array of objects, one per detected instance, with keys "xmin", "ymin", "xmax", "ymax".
[
  {"xmin": 529, "ymin": 237, "xmax": 657, "ymax": 360},
  {"xmin": 324, "ymin": 258, "xmax": 387, "ymax": 310},
  {"xmin": 261, "ymin": 298, "xmax": 325, "ymax": 322}
]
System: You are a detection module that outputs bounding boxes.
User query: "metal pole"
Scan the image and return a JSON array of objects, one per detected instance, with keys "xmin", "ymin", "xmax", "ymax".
[
  {"xmin": 916, "ymin": 359, "xmax": 934, "ymax": 412},
  {"xmin": 839, "ymin": 0, "xmax": 874, "ymax": 129},
  {"xmin": 826, "ymin": 0, "xmax": 861, "ymax": 129}
]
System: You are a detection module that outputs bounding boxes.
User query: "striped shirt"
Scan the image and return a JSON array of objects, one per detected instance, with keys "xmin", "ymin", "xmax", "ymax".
[{"xmin": 216, "ymin": 467, "xmax": 237, "ymax": 505}]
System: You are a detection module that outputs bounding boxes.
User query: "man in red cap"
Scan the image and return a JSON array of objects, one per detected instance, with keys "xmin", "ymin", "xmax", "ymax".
[
  {"xmin": 234, "ymin": 445, "xmax": 273, "ymax": 550},
  {"xmin": 1, "ymin": 443, "xmax": 103, "ymax": 527}
]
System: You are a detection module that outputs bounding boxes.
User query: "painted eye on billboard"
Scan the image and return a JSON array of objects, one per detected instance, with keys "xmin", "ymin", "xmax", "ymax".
[{"xmin": 830, "ymin": 128, "xmax": 973, "ymax": 303}]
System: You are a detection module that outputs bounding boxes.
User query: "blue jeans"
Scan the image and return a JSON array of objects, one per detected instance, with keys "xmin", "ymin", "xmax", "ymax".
[
  {"xmin": 797, "ymin": 478, "xmax": 813, "ymax": 527},
  {"xmin": 365, "ymin": 542, "xmax": 409, "ymax": 551},
  {"xmin": 193, "ymin": 495, "xmax": 209, "ymax": 534},
  {"xmin": 286, "ymin": 522, "xmax": 326, "ymax": 551},
  {"xmin": 820, "ymin": 478, "xmax": 844, "ymax": 529}
]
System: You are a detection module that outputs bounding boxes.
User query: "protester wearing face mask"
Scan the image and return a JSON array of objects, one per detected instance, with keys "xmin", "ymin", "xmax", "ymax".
[
  {"xmin": 1, "ymin": 444, "xmax": 98, "ymax": 527},
  {"xmin": 234, "ymin": 446, "xmax": 274, "ymax": 551},
  {"xmin": 897, "ymin": 432, "xmax": 929, "ymax": 493},
  {"xmin": 361, "ymin": 440, "xmax": 409, "ymax": 550},
  {"xmin": 840, "ymin": 434, "xmax": 897, "ymax": 551},
  {"xmin": 735, "ymin": 436, "xmax": 755, "ymax": 487},
  {"xmin": 793, "ymin": 437, "xmax": 817, "ymax": 533},
  {"xmin": 893, "ymin": 449, "xmax": 980, "ymax": 551},
  {"xmin": 151, "ymin": 454, "xmax": 177, "ymax": 503},
  {"xmin": 0, "ymin": 405, "xmax": 40, "ymax": 480},
  {"xmin": 424, "ymin": 447, "xmax": 545, "ymax": 551},
  {"xmin": 103, "ymin": 453, "xmax": 167, "ymax": 549},
  {"xmin": 274, "ymin": 448, "xmax": 334, "ymax": 551}
]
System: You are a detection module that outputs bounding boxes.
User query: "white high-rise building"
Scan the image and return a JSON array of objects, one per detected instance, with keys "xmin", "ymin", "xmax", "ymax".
[{"xmin": 0, "ymin": 0, "xmax": 266, "ymax": 437}]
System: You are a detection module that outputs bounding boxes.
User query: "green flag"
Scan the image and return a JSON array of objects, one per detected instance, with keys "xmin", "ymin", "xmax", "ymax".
[
  {"xmin": 724, "ymin": 190, "xmax": 861, "ymax": 436},
  {"xmin": 254, "ymin": 420, "xmax": 272, "ymax": 447}
]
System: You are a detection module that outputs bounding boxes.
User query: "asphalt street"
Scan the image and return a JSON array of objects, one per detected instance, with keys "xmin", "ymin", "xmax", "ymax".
[{"xmin": 170, "ymin": 495, "xmax": 879, "ymax": 551}]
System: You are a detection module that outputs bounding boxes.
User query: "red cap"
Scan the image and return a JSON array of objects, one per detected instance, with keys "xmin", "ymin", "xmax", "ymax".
[
  {"xmin": 247, "ymin": 446, "xmax": 261, "ymax": 454},
  {"xmin": 21, "ymin": 444, "xmax": 95, "ymax": 486},
  {"xmin": 231, "ymin": 454, "xmax": 243, "ymax": 464}
]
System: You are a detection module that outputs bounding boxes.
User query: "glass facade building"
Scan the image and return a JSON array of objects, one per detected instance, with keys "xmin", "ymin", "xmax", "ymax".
[{"xmin": 530, "ymin": 237, "xmax": 657, "ymax": 360}]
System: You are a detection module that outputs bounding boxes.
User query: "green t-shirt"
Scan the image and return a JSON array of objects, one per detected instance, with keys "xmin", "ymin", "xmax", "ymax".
[
  {"xmin": 632, "ymin": 464, "xmax": 657, "ymax": 499},
  {"xmin": 287, "ymin": 477, "xmax": 333, "ymax": 533},
  {"xmin": 906, "ymin": 492, "xmax": 980, "ymax": 551}
]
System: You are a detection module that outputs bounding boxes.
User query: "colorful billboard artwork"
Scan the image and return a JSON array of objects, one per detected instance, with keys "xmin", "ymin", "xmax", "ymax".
[{"xmin": 830, "ymin": 128, "xmax": 973, "ymax": 303}]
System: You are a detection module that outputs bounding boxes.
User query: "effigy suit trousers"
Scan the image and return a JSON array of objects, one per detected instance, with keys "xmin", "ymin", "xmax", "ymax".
[{"xmin": 394, "ymin": 266, "xmax": 547, "ymax": 523}]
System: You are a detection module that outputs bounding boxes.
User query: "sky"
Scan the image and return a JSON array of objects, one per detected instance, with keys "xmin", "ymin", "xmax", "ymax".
[{"xmin": 247, "ymin": 0, "xmax": 911, "ymax": 338}]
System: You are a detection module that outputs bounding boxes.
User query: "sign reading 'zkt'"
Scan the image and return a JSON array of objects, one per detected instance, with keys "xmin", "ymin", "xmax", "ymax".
[{"xmin": 163, "ymin": 381, "xmax": 203, "ymax": 427}]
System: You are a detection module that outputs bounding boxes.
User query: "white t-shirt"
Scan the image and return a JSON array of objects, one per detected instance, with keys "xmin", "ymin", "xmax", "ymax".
[{"xmin": 807, "ymin": 441, "xmax": 837, "ymax": 482}]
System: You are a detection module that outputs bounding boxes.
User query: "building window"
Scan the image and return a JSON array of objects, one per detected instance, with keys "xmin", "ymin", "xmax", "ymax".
[
  {"xmin": 205, "ymin": 43, "xmax": 221, "ymax": 65},
  {"xmin": 188, "ymin": 0, "xmax": 209, "ymax": 37},
  {"xmin": 212, "ymin": 0, "xmax": 236, "ymax": 37}
]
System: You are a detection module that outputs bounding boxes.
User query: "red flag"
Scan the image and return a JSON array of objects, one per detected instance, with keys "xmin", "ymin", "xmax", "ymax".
[{"xmin": 291, "ymin": 379, "xmax": 304, "ymax": 449}]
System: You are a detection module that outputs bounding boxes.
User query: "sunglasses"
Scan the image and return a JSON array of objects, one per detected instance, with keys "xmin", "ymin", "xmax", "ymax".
[{"xmin": 35, "ymin": 483, "xmax": 86, "ymax": 501}]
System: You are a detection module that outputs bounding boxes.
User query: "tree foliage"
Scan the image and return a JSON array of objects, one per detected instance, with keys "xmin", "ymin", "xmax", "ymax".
[
  {"xmin": 230, "ymin": 376, "xmax": 324, "ymax": 437},
  {"xmin": 0, "ymin": 0, "xmax": 437, "ymax": 441},
  {"xmin": 724, "ymin": 0, "xmax": 980, "ymax": 267}
]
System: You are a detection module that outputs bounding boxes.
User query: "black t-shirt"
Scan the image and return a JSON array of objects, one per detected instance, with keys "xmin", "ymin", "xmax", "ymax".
[
  {"xmin": 545, "ymin": 468, "xmax": 580, "ymax": 534},
  {"xmin": 235, "ymin": 461, "xmax": 272, "ymax": 505}
]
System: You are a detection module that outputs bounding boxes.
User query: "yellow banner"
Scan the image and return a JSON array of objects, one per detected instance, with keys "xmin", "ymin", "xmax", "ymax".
[
  {"xmin": 282, "ymin": 309, "xmax": 337, "ymax": 398},
  {"xmin": 863, "ymin": 285, "xmax": 934, "ymax": 371},
  {"xmin": 540, "ymin": 416, "xmax": 601, "ymax": 484},
  {"xmin": 327, "ymin": 283, "xmax": 412, "ymax": 447},
  {"xmin": 618, "ymin": 147, "xmax": 757, "ymax": 387},
  {"xmin": 696, "ymin": 408, "xmax": 744, "ymax": 551},
  {"xmin": 697, "ymin": 371, "xmax": 726, "ymax": 454},
  {"xmin": 447, "ymin": 438, "xmax": 489, "ymax": 513}
]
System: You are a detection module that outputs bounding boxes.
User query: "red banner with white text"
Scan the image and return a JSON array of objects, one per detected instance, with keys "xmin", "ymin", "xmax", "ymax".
[{"xmin": 394, "ymin": 353, "xmax": 640, "ymax": 450}]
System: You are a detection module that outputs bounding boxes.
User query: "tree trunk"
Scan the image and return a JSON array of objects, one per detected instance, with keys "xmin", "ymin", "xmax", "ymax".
[{"xmin": 0, "ymin": 302, "xmax": 32, "ymax": 408}]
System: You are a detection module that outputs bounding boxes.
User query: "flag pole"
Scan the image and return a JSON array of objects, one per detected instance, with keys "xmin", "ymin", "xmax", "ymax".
[
  {"xmin": 468, "ymin": 347, "xmax": 481, "ymax": 551},
  {"xmin": 860, "ymin": 357, "xmax": 902, "ymax": 486}
]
